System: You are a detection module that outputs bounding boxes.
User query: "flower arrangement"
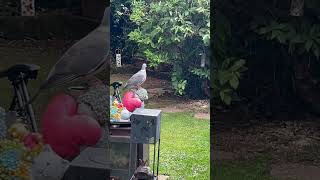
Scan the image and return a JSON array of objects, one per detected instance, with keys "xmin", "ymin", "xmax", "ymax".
[
  {"xmin": 110, "ymin": 99, "xmax": 124, "ymax": 121},
  {"xmin": 0, "ymin": 139, "xmax": 32, "ymax": 180},
  {"xmin": 0, "ymin": 123, "xmax": 44, "ymax": 180},
  {"xmin": 0, "ymin": 107, "xmax": 7, "ymax": 138}
]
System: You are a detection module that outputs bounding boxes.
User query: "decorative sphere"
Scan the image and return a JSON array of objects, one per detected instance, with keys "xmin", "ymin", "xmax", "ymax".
[
  {"xmin": 121, "ymin": 108, "xmax": 131, "ymax": 120},
  {"xmin": 135, "ymin": 88, "xmax": 148, "ymax": 101}
]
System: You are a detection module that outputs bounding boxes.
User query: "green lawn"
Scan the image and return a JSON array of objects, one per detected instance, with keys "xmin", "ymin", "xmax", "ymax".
[
  {"xmin": 213, "ymin": 157, "xmax": 275, "ymax": 180},
  {"xmin": 155, "ymin": 112, "xmax": 210, "ymax": 180}
]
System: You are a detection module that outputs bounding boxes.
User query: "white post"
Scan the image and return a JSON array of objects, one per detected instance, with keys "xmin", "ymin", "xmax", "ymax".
[
  {"xmin": 290, "ymin": 0, "xmax": 304, "ymax": 17},
  {"xmin": 21, "ymin": 0, "xmax": 35, "ymax": 16}
]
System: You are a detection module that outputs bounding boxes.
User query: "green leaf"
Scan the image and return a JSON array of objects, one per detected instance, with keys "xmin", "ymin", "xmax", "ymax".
[
  {"xmin": 291, "ymin": 36, "xmax": 304, "ymax": 43},
  {"xmin": 277, "ymin": 34, "xmax": 286, "ymax": 44},
  {"xmin": 271, "ymin": 30, "xmax": 280, "ymax": 40},
  {"xmin": 314, "ymin": 47, "xmax": 320, "ymax": 58},
  {"xmin": 229, "ymin": 76, "xmax": 239, "ymax": 89},
  {"xmin": 305, "ymin": 40, "xmax": 313, "ymax": 52},
  {"xmin": 230, "ymin": 59, "xmax": 246, "ymax": 71},
  {"xmin": 223, "ymin": 95, "xmax": 232, "ymax": 105},
  {"xmin": 258, "ymin": 27, "xmax": 270, "ymax": 34},
  {"xmin": 218, "ymin": 71, "xmax": 230, "ymax": 85},
  {"xmin": 219, "ymin": 91, "xmax": 225, "ymax": 101},
  {"xmin": 203, "ymin": 34, "xmax": 210, "ymax": 46}
]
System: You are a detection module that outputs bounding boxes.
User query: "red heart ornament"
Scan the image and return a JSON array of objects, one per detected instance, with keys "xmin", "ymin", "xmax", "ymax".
[
  {"xmin": 122, "ymin": 91, "xmax": 142, "ymax": 112},
  {"xmin": 41, "ymin": 93, "xmax": 102, "ymax": 160}
]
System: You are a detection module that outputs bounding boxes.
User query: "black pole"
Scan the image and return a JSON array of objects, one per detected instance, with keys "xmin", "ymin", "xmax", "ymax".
[
  {"xmin": 156, "ymin": 138, "xmax": 160, "ymax": 178},
  {"xmin": 153, "ymin": 142, "xmax": 156, "ymax": 178}
]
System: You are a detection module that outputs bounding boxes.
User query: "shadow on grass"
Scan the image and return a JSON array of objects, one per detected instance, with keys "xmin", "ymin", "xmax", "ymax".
[{"xmin": 213, "ymin": 154, "xmax": 277, "ymax": 180}]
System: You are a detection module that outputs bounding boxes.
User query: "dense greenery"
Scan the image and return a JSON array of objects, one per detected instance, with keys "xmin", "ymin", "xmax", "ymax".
[
  {"xmin": 110, "ymin": 0, "xmax": 138, "ymax": 65},
  {"xmin": 214, "ymin": 0, "xmax": 320, "ymax": 105},
  {"xmin": 112, "ymin": 0, "xmax": 210, "ymax": 97}
]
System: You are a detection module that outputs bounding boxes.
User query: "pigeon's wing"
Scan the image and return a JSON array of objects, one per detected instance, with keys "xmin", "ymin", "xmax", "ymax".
[
  {"xmin": 125, "ymin": 71, "xmax": 146, "ymax": 88},
  {"xmin": 53, "ymin": 27, "xmax": 109, "ymax": 76},
  {"xmin": 43, "ymin": 8, "xmax": 110, "ymax": 89}
]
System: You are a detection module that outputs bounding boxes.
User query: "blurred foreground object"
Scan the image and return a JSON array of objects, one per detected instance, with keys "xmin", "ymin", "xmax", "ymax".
[
  {"xmin": 0, "ymin": 107, "xmax": 7, "ymax": 138},
  {"xmin": 41, "ymin": 93, "xmax": 102, "ymax": 160},
  {"xmin": 32, "ymin": 145, "xmax": 70, "ymax": 180},
  {"xmin": 28, "ymin": 7, "xmax": 110, "ymax": 104}
]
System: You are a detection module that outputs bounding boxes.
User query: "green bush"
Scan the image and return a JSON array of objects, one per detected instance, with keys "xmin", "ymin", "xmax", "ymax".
[
  {"xmin": 110, "ymin": 0, "xmax": 138, "ymax": 64},
  {"xmin": 128, "ymin": 0, "xmax": 210, "ymax": 97}
]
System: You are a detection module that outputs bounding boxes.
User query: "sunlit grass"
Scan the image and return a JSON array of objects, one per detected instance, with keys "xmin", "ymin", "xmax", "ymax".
[{"xmin": 153, "ymin": 112, "xmax": 210, "ymax": 180}]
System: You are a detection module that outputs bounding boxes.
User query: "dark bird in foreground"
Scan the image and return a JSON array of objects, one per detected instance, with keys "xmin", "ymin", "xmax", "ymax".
[{"xmin": 27, "ymin": 7, "xmax": 110, "ymax": 105}]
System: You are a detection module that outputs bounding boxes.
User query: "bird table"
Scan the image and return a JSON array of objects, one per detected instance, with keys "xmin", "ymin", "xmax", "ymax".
[
  {"xmin": 62, "ymin": 147, "xmax": 111, "ymax": 180},
  {"xmin": 108, "ymin": 108, "xmax": 162, "ymax": 180},
  {"xmin": 63, "ymin": 108, "xmax": 162, "ymax": 180}
]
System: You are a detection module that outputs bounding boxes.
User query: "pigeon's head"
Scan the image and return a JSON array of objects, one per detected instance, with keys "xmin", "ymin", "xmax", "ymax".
[{"xmin": 142, "ymin": 63, "xmax": 147, "ymax": 70}]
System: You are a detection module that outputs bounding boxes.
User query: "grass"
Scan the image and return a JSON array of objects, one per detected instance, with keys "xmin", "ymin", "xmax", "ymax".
[
  {"xmin": 213, "ymin": 155, "xmax": 276, "ymax": 180},
  {"xmin": 154, "ymin": 112, "xmax": 210, "ymax": 180}
]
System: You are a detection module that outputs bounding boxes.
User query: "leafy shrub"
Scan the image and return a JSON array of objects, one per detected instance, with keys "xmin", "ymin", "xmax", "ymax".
[{"xmin": 128, "ymin": 0, "xmax": 210, "ymax": 97}]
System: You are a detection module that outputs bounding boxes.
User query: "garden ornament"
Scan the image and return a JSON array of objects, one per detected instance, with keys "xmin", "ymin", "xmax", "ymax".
[
  {"xmin": 124, "ymin": 63, "xmax": 147, "ymax": 90},
  {"xmin": 132, "ymin": 159, "xmax": 154, "ymax": 180},
  {"xmin": 135, "ymin": 87, "xmax": 148, "ymax": 101},
  {"xmin": 8, "ymin": 122, "xmax": 43, "ymax": 152},
  {"xmin": 0, "ymin": 139, "xmax": 33, "ymax": 180},
  {"xmin": 111, "ymin": 81, "xmax": 123, "ymax": 102},
  {"xmin": 27, "ymin": 7, "xmax": 110, "ymax": 104},
  {"xmin": 77, "ymin": 83, "xmax": 109, "ymax": 126},
  {"xmin": 120, "ymin": 108, "xmax": 131, "ymax": 120},
  {"xmin": 122, "ymin": 91, "xmax": 142, "ymax": 112},
  {"xmin": 41, "ymin": 93, "xmax": 102, "ymax": 160}
]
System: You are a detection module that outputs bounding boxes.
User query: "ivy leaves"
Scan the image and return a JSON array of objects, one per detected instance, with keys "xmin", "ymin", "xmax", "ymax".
[
  {"xmin": 213, "ymin": 58, "xmax": 247, "ymax": 105},
  {"xmin": 254, "ymin": 21, "xmax": 320, "ymax": 58}
]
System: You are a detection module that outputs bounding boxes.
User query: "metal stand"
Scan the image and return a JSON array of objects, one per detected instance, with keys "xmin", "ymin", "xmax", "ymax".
[
  {"xmin": 9, "ymin": 72, "xmax": 38, "ymax": 132},
  {"xmin": 152, "ymin": 139, "xmax": 160, "ymax": 179},
  {"xmin": 111, "ymin": 81, "xmax": 123, "ymax": 103},
  {"xmin": 156, "ymin": 138, "xmax": 160, "ymax": 177}
]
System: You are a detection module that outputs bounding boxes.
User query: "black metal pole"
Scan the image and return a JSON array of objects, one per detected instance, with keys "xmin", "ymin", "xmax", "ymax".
[
  {"xmin": 21, "ymin": 78, "xmax": 38, "ymax": 132},
  {"xmin": 153, "ymin": 142, "xmax": 156, "ymax": 178},
  {"xmin": 156, "ymin": 138, "xmax": 160, "ymax": 178}
]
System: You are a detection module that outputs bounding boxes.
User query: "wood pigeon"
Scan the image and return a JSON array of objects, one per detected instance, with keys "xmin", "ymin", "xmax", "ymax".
[
  {"xmin": 124, "ymin": 63, "xmax": 147, "ymax": 90},
  {"xmin": 27, "ymin": 7, "xmax": 110, "ymax": 104}
]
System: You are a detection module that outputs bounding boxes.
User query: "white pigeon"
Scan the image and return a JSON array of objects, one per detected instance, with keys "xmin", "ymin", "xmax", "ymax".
[{"xmin": 124, "ymin": 63, "xmax": 147, "ymax": 90}]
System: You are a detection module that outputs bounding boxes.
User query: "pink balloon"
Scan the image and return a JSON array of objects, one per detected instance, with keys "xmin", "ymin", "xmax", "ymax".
[
  {"xmin": 41, "ymin": 93, "xmax": 102, "ymax": 160},
  {"xmin": 122, "ymin": 91, "xmax": 142, "ymax": 112}
]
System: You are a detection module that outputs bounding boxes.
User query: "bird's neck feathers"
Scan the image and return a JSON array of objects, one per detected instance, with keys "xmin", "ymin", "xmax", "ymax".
[{"xmin": 101, "ymin": 7, "xmax": 110, "ymax": 27}]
